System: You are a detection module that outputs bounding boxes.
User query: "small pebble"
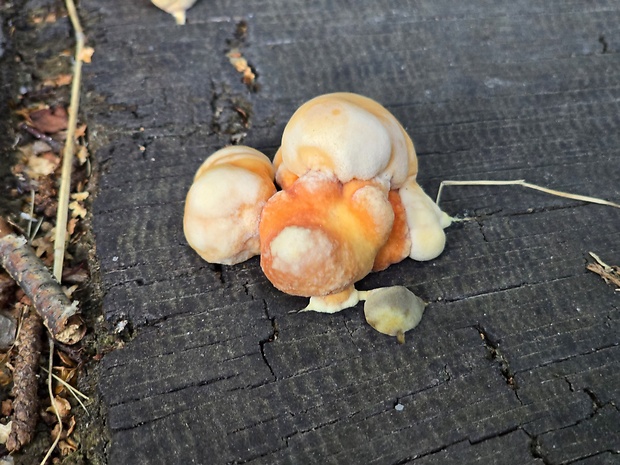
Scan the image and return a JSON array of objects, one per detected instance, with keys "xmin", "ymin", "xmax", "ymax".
[{"xmin": 395, "ymin": 403, "xmax": 404, "ymax": 412}]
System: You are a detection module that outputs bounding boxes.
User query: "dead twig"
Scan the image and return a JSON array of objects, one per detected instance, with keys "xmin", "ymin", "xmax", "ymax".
[
  {"xmin": 18, "ymin": 123, "xmax": 63, "ymax": 153},
  {"xmin": 0, "ymin": 218, "xmax": 85, "ymax": 344},
  {"xmin": 43, "ymin": 2, "xmax": 88, "ymax": 461},
  {"xmin": 6, "ymin": 310, "xmax": 43, "ymax": 452}
]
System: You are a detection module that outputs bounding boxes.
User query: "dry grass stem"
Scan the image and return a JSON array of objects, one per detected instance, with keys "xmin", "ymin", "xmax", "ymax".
[
  {"xmin": 41, "ymin": 339, "xmax": 62, "ymax": 465},
  {"xmin": 436, "ymin": 179, "xmax": 620, "ymax": 209},
  {"xmin": 53, "ymin": 0, "xmax": 85, "ymax": 282},
  {"xmin": 44, "ymin": 1, "xmax": 85, "ymax": 461},
  {"xmin": 41, "ymin": 366, "xmax": 90, "ymax": 412}
]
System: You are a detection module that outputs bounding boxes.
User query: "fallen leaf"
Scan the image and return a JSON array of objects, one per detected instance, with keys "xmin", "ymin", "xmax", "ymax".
[
  {"xmin": 76, "ymin": 145, "xmax": 89, "ymax": 165},
  {"xmin": 62, "ymin": 265, "xmax": 89, "ymax": 285},
  {"xmin": 57, "ymin": 351, "xmax": 77, "ymax": 368},
  {"xmin": 79, "ymin": 47, "xmax": 95, "ymax": 63},
  {"xmin": 50, "ymin": 422, "xmax": 63, "ymax": 440},
  {"xmin": 26, "ymin": 154, "xmax": 59, "ymax": 178},
  {"xmin": 53, "ymin": 366, "xmax": 78, "ymax": 395},
  {"xmin": 74, "ymin": 124, "xmax": 87, "ymax": 138},
  {"xmin": 31, "ymin": 236, "xmax": 54, "ymax": 259},
  {"xmin": 29, "ymin": 106, "xmax": 68, "ymax": 134},
  {"xmin": 1, "ymin": 399, "xmax": 12, "ymax": 417},
  {"xmin": 69, "ymin": 201, "xmax": 87, "ymax": 218},
  {"xmin": 31, "ymin": 141, "xmax": 53, "ymax": 155},
  {"xmin": 70, "ymin": 191, "xmax": 89, "ymax": 201},
  {"xmin": 587, "ymin": 263, "xmax": 620, "ymax": 289},
  {"xmin": 587, "ymin": 252, "xmax": 620, "ymax": 290},
  {"xmin": 62, "ymin": 284, "xmax": 79, "ymax": 299},
  {"xmin": 47, "ymin": 395, "xmax": 71, "ymax": 420},
  {"xmin": 65, "ymin": 415, "xmax": 76, "ymax": 437},
  {"xmin": 58, "ymin": 438, "xmax": 78, "ymax": 456},
  {"xmin": 0, "ymin": 367, "xmax": 11, "ymax": 387},
  {"xmin": 67, "ymin": 218, "xmax": 78, "ymax": 236},
  {"xmin": 0, "ymin": 422, "xmax": 12, "ymax": 444},
  {"xmin": 43, "ymin": 74, "xmax": 73, "ymax": 87}
]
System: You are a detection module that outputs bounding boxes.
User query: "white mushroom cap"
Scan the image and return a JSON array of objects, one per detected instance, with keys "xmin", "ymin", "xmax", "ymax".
[
  {"xmin": 183, "ymin": 147, "xmax": 276, "ymax": 265},
  {"xmin": 194, "ymin": 145, "xmax": 275, "ymax": 181},
  {"xmin": 278, "ymin": 93, "xmax": 414, "ymax": 188}
]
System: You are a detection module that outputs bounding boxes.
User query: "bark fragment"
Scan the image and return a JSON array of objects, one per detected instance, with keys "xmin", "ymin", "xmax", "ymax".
[{"xmin": 6, "ymin": 311, "xmax": 43, "ymax": 452}]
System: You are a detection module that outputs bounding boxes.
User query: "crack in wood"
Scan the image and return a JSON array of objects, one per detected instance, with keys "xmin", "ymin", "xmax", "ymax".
[
  {"xmin": 475, "ymin": 324, "xmax": 522, "ymax": 404},
  {"xmin": 259, "ymin": 299, "xmax": 278, "ymax": 381},
  {"xmin": 526, "ymin": 411, "xmax": 620, "ymax": 465},
  {"xmin": 583, "ymin": 387, "xmax": 604, "ymax": 411},
  {"xmin": 342, "ymin": 315, "xmax": 363, "ymax": 352},
  {"xmin": 108, "ymin": 372, "xmax": 240, "ymax": 411},
  {"xmin": 100, "ymin": 332, "xmax": 254, "ymax": 371},
  {"xmin": 226, "ymin": 20, "xmax": 260, "ymax": 93},
  {"xmin": 513, "ymin": 342, "xmax": 619, "ymax": 377},
  {"xmin": 209, "ymin": 78, "xmax": 253, "ymax": 144},
  {"xmin": 437, "ymin": 273, "xmax": 579, "ymax": 305},
  {"xmin": 390, "ymin": 442, "xmax": 458, "ymax": 465},
  {"xmin": 528, "ymin": 433, "xmax": 553, "ymax": 465},
  {"xmin": 599, "ymin": 35, "xmax": 609, "ymax": 54},
  {"xmin": 213, "ymin": 263, "xmax": 225, "ymax": 285},
  {"xmin": 564, "ymin": 451, "xmax": 620, "ymax": 465}
]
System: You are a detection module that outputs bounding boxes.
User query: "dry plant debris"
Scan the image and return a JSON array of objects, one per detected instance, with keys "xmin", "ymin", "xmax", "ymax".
[
  {"xmin": 227, "ymin": 48, "xmax": 257, "ymax": 87},
  {"xmin": 0, "ymin": 1, "xmax": 96, "ymax": 461},
  {"xmin": 587, "ymin": 252, "xmax": 620, "ymax": 291}
]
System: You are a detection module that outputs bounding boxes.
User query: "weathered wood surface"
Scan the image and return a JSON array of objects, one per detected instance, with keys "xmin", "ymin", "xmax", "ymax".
[{"xmin": 82, "ymin": 1, "xmax": 620, "ymax": 463}]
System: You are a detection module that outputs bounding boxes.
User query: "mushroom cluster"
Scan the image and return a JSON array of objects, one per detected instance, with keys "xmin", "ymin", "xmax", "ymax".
[{"xmin": 184, "ymin": 93, "xmax": 451, "ymax": 342}]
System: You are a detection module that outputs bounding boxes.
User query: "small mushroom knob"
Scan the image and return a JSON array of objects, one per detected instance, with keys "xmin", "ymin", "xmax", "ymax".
[
  {"xmin": 151, "ymin": 0, "xmax": 197, "ymax": 25},
  {"xmin": 363, "ymin": 286, "xmax": 426, "ymax": 343}
]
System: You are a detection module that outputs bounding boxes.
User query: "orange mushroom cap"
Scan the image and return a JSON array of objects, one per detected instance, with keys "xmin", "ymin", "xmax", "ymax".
[
  {"xmin": 372, "ymin": 190, "xmax": 412, "ymax": 272},
  {"xmin": 259, "ymin": 172, "xmax": 394, "ymax": 297}
]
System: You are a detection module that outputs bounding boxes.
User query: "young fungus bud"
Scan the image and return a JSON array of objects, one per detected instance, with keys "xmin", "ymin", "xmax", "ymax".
[{"xmin": 363, "ymin": 286, "xmax": 426, "ymax": 343}]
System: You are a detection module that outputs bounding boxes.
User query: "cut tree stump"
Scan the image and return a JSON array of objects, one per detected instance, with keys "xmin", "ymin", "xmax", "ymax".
[{"xmin": 81, "ymin": 1, "xmax": 620, "ymax": 463}]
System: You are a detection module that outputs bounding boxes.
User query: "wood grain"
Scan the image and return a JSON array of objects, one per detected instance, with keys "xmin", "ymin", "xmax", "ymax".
[{"xmin": 82, "ymin": 0, "xmax": 620, "ymax": 463}]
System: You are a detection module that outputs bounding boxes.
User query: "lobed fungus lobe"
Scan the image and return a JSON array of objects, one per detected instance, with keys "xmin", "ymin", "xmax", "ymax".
[
  {"xmin": 183, "ymin": 146, "xmax": 276, "ymax": 265},
  {"xmin": 259, "ymin": 173, "xmax": 394, "ymax": 298}
]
